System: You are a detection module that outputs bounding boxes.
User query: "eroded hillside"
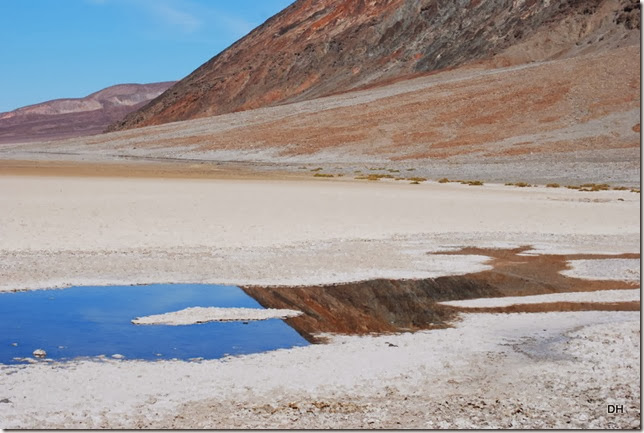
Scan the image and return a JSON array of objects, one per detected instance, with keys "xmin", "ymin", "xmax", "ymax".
[{"xmin": 110, "ymin": 0, "xmax": 640, "ymax": 131}]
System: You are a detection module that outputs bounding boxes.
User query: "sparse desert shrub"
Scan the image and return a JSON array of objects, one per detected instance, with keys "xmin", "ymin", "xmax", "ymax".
[
  {"xmin": 310, "ymin": 167, "xmax": 323, "ymax": 172},
  {"xmin": 590, "ymin": 185, "xmax": 609, "ymax": 191},
  {"xmin": 388, "ymin": 169, "xmax": 400, "ymax": 173},
  {"xmin": 407, "ymin": 168, "xmax": 416, "ymax": 171},
  {"xmin": 612, "ymin": 186, "xmax": 629, "ymax": 191},
  {"xmin": 369, "ymin": 167, "xmax": 387, "ymax": 171},
  {"xmin": 356, "ymin": 174, "xmax": 393, "ymax": 181},
  {"xmin": 513, "ymin": 182, "xmax": 531, "ymax": 187},
  {"xmin": 438, "ymin": 178, "xmax": 450, "ymax": 183},
  {"xmin": 313, "ymin": 173, "xmax": 334, "ymax": 178},
  {"xmin": 394, "ymin": 177, "xmax": 406, "ymax": 181},
  {"xmin": 461, "ymin": 180, "xmax": 483, "ymax": 186},
  {"xmin": 579, "ymin": 183, "xmax": 610, "ymax": 191},
  {"xmin": 631, "ymin": 188, "xmax": 640, "ymax": 193},
  {"xmin": 298, "ymin": 166, "xmax": 307, "ymax": 170},
  {"xmin": 574, "ymin": 183, "xmax": 611, "ymax": 192},
  {"xmin": 410, "ymin": 181, "xmax": 420, "ymax": 185},
  {"xmin": 566, "ymin": 185, "xmax": 581, "ymax": 190},
  {"xmin": 408, "ymin": 177, "xmax": 427, "ymax": 182},
  {"xmin": 354, "ymin": 170, "xmax": 362, "ymax": 174},
  {"xmin": 546, "ymin": 183, "xmax": 560, "ymax": 188}
]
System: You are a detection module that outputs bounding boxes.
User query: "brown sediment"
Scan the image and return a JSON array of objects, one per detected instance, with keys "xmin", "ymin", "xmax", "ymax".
[
  {"xmin": 445, "ymin": 301, "xmax": 640, "ymax": 314},
  {"xmin": 0, "ymin": 159, "xmax": 308, "ymax": 181},
  {"xmin": 242, "ymin": 247, "xmax": 639, "ymax": 342},
  {"xmin": 243, "ymin": 278, "xmax": 485, "ymax": 342},
  {"xmin": 439, "ymin": 246, "xmax": 639, "ymax": 296}
]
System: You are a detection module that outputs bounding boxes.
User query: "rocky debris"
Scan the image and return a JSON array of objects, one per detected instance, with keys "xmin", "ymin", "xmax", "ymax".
[{"xmin": 32, "ymin": 349, "xmax": 46, "ymax": 358}]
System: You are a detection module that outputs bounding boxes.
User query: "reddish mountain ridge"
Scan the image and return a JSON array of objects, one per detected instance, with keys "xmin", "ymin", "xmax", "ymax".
[
  {"xmin": 109, "ymin": 0, "xmax": 640, "ymax": 131},
  {"xmin": 0, "ymin": 82, "xmax": 174, "ymax": 144}
]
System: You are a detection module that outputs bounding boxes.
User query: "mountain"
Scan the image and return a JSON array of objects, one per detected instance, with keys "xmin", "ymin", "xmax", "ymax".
[
  {"xmin": 0, "ymin": 82, "xmax": 175, "ymax": 144},
  {"xmin": 109, "ymin": 0, "xmax": 640, "ymax": 132}
]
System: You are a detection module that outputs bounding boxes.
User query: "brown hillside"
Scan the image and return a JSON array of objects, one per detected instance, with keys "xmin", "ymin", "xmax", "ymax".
[{"xmin": 109, "ymin": 0, "xmax": 640, "ymax": 131}]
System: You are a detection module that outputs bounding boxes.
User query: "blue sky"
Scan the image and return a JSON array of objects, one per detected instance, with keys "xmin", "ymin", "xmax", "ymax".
[{"xmin": 0, "ymin": 0, "xmax": 294, "ymax": 112}]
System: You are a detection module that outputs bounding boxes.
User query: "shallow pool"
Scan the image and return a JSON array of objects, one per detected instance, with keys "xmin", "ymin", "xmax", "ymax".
[{"xmin": 0, "ymin": 284, "xmax": 309, "ymax": 364}]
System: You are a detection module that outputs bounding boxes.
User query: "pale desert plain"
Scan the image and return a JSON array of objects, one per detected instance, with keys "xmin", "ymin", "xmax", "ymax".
[{"xmin": 0, "ymin": 162, "xmax": 640, "ymax": 428}]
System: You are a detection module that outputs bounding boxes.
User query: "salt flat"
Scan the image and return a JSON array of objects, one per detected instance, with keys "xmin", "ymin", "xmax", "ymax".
[
  {"xmin": 0, "ymin": 175, "xmax": 639, "ymax": 292},
  {"xmin": 0, "ymin": 172, "xmax": 640, "ymax": 428}
]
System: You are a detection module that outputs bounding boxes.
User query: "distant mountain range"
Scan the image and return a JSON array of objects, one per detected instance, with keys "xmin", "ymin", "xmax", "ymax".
[
  {"xmin": 0, "ymin": 82, "xmax": 174, "ymax": 144},
  {"xmin": 109, "ymin": 0, "xmax": 640, "ymax": 131}
]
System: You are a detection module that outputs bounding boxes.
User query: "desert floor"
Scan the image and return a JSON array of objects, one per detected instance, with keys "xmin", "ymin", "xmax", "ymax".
[{"xmin": 0, "ymin": 168, "xmax": 640, "ymax": 428}]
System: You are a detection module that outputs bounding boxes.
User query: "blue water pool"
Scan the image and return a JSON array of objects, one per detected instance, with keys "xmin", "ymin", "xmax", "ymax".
[{"xmin": 0, "ymin": 284, "xmax": 309, "ymax": 364}]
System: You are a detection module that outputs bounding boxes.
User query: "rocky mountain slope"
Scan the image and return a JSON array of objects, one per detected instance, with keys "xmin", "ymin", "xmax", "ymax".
[
  {"xmin": 0, "ymin": 82, "xmax": 174, "ymax": 144},
  {"xmin": 110, "ymin": 0, "xmax": 640, "ymax": 131}
]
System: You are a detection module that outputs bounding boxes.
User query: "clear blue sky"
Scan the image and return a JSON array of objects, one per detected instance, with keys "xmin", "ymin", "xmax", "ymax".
[{"xmin": 0, "ymin": 0, "xmax": 295, "ymax": 112}]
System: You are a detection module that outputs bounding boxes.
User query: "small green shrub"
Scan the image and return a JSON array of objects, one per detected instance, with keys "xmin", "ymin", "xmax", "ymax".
[
  {"xmin": 438, "ymin": 178, "xmax": 450, "ymax": 183},
  {"xmin": 408, "ymin": 177, "xmax": 427, "ymax": 182},
  {"xmin": 313, "ymin": 173, "xmax": 334, "ymax": 178},
  {"xmin": 310, "ymin": 167, "xmax": 323, "ymax": 172},
  {"xmin": 546, "ymin": 183, "xmax": 560, "ymax": 188}
]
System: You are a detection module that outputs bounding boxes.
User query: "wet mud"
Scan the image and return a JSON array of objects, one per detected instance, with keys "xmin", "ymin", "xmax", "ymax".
[{"xmin": 242, "ymin": 247, "xmax": 639, "ymax": 342}]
